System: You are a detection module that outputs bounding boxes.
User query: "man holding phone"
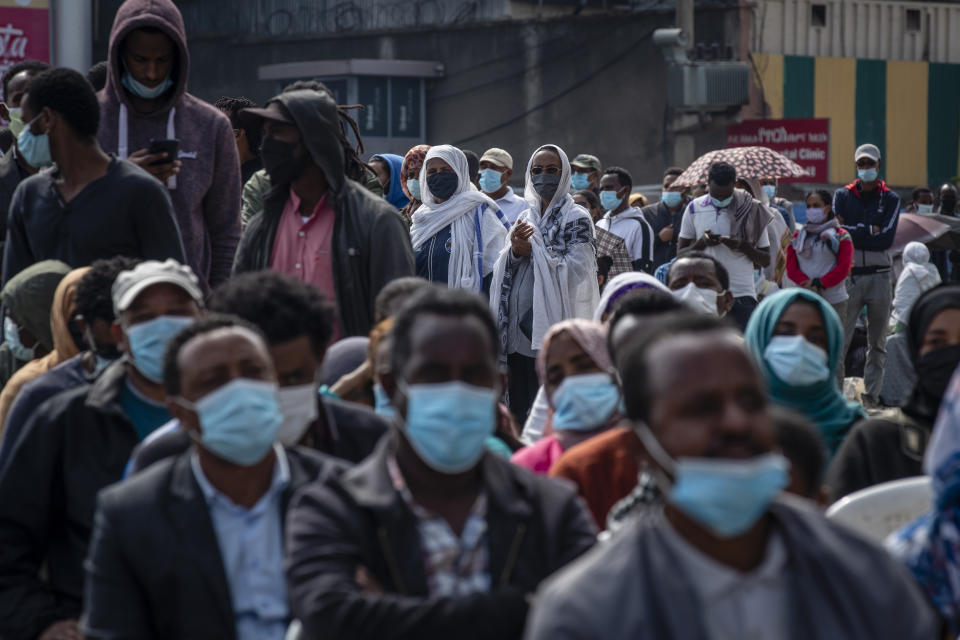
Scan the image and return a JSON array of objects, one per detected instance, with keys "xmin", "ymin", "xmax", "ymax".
[
  {"xmin": 677, "ymin": 162, "xmax": 772, "ymax": 330},
  {"xmin": 96, "ymin": 0, "xmax": 240, "ymax": 291},
  {"xmin": 2, "ymin": 68, "xmax": 186, "ymax": 286}
]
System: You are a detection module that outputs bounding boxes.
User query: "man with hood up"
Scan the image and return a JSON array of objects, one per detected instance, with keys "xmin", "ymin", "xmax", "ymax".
[
  {"xmin": 97, "ymin": 0, "xmax": 241, "ymax": 291},
  {"xmin": 234, "ymin": 90, "xmax": 414, "ymax": 338},
  {"xmin": 0, "ymin": 260, "xmax": 70, "ymax": 389}
]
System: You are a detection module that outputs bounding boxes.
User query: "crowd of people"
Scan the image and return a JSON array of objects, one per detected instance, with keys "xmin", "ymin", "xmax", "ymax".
[{"xmin": 0, "ymin": 0, "xmax": 958, "ymax": 638}]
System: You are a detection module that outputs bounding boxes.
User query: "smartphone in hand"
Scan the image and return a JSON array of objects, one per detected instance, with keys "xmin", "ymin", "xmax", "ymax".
[{"xmin": 147, "ymin": 139, "xmax": 179, "ymax": 166}]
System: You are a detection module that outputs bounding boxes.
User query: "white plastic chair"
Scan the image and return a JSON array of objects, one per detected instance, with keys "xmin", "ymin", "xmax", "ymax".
[{"xmin": 826, "ymin": 476, "xmax": 933, "ymax": 543}]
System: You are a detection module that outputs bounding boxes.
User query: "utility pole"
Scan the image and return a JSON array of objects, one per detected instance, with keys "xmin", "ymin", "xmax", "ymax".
[
  {"xmin": 674, "ymin": 0, "xmax": 696, "ymax": 167},
  {"xmin": 677, "ymin": 0, "xmax": 694, "ymax": 50},
  {"xmin": 52, "ymin": 0, "xmax": 92, "ymax": 73}
]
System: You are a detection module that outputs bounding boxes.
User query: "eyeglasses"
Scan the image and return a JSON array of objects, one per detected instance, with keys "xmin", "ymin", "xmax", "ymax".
[{"xmin": 530, "ymin": 166, "xmax": 561, "ymax": 176}]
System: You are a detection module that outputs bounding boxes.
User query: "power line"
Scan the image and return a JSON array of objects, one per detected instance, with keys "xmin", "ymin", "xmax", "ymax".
[{"xmin": 452, "ymin": 27, "xmax": 655, "ymax": 145}]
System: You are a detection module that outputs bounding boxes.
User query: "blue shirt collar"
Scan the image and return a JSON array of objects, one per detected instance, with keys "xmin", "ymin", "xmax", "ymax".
[{"xmin": 190, "ymin": 444, "xmax": 290, "ymax": 512}]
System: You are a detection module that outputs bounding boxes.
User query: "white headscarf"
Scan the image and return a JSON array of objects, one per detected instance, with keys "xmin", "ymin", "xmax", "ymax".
[
  {"xmin": 893, "ymin": 242, "xmax": 942, "ymax": 324},
  {"xmin": 593, "ymin": 272, "xmax": 669, "ymax": 322},
  {"xmin": 489, "ymin": 144, "xmax": 599, "ymax": 351},
  {"xmin": 410, "ymin": 145, "xmax": 509, "ymax": 292}
]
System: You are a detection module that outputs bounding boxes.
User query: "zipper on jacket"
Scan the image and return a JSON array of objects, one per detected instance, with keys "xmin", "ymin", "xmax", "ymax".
[
  {"xmin": 499, "ymin": 523, "xmax": 527, "ymax": 587},
  {"xmin": 427, "ymin": 235, "xmax": 435, "ymax": 281},
  {"xmin": 377, "ymin": 527, "xmax": 408, "ymax": 595}
]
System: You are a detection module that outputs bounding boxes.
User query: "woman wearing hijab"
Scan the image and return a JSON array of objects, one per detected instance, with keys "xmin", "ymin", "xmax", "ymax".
[
  {"xmin": 592, "ymin": 271, "xmax": 669, "ymax": 322},
  {"xmin": 828, "ymin": 284, "xmax": 960, "ymax": 501},
  {"xmin": 785, "ymin": 189, "xmax": 854, "ymax": 320},
  {"xmin": 489, "ymin": 144, "xmax": 600, "ymax": 421},
  {"xmin": 398, "ymin": 144, "xmax": 430, "ymax": 226},
  {"xmin": 745, "ymin": 288, "xmax": 866, "ymax": 457},
  {"xmin": 892, "ymin": 241, "xmax": 941, "ymax": 331},
  {"xmin": 888, "ymin": 366, "xmax": 960, "ymax": 636},
  {"xmin": 512, "ymin": 320, "xmax": 621, "ymax": 474},
  {"xmin": 409, "ymin": 145, "xmax": 510, "ymax": 293},
  {"xmin": 369, "ymin": 153, "xmax": 410, "ymax": 211},
  {"xmin": 0, "ymin": 267, "xmax": 87, "ymax": 432}
]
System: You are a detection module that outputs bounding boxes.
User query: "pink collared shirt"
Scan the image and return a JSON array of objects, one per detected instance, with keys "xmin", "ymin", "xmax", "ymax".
[{"xmin": 270, "ymin": 188, "xmax": 338, "ymax": 330}]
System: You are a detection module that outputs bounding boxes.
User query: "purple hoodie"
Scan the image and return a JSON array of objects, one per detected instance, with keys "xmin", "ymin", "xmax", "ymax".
[{"xmin": 97, "ymin": 0, "xmax": 240, "ymax": 290}]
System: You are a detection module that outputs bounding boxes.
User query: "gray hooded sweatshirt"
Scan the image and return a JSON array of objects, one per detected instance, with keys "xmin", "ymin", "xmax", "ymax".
[{"xmin": 97, "ymin": 0, "xmax": 241, "ymax": 290}]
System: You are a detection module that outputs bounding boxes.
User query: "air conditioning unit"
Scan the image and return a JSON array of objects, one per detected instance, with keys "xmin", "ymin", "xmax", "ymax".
[{"xmin": 667, "ymin": 62, "xmax": 750, "ymax": 111}]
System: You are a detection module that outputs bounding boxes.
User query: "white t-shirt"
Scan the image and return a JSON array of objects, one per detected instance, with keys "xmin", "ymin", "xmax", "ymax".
[
  {"xmin": 597, "ymin": 207, "xmax": 654, "ymax": 264},
  {"xmin": 679, "ymin": 195, "xmax": 770, "ymax": 299},
  {"xmin": 496, "ymin": 189, "xmax": 529, "ymax": 225}
]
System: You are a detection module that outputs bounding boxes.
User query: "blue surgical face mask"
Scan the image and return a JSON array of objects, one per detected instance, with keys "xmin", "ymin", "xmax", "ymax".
[
  {"xmin": 121, "ymin": 72, "xmax": 174, "ymax": 100},
  {"xmin": 762, "ymin": 184, "xmax": 777, "ymax": 200},
  {"xmin": 571, "ymin": 172, "xmax": 591, "ymax": 191},
  {"xmin": 600, "ymin": 190, "xmax": 622, "ymax": 211},
  {"xmin": 763, "ymin": 334, "xmax": 830, "ymax": 386},
  {"xmin": 124, "ymin": 315, "xmax": 195, "ymax": 383},
  {"xmin": 373, "ymin": 382, "xmax": 396, "ymax": 418},
  {"xmin": 4, "ymin": 316, "xmax": 35, "ymax": 362},
  {"xmin": 857, "ymin": 167, "xmax": 878, "ymax": 182},
  {"xmin": 710, "ymin": 194, "xmax": 734, "ymax": 209},
  {"xmin": 918, "ymin": 203, "xmax": 934, "ymax": 214},
  {"xmin": 406, "ymin": 178, "xmax": 422, "ymax": 201},
  {"xmin": 633, "ymin": 421, "xmax": 790, "ymax": 538},
  {"xmin": 671, "ymin": 454, "xmax": 790, "ymax": 537},
  {"xmin": 550, "ymin": 372, "xmax": 620, "ymax": 431},
  {"xmin": 401, "ymin": 380, "xmax": 496, "ymax": 474},
  {"xmin": 661, "ymin": 191, "xmax": 683, "ymax": 208},
  {"xmin": 181, "ymin": 378, "xmax": 282, "ymax": 466},
  {"xmin": 478, "ymin": 168, "xmax": 503, "ymax": 194},
  {"xmin": 16, "ymin": 115, "xmax": 51, "ymax": 169}
]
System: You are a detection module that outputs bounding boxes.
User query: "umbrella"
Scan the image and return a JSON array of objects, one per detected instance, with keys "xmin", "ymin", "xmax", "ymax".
[
  {"xmin": 893, "ymin": 213, "xmax": 960, "ymax": 253},
  {"xmin": 672, "ymin": 146, "xmax": 809, "ymax": 187}
]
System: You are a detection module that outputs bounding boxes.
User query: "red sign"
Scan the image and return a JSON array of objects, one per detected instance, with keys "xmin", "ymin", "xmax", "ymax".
[
  {"xmin": 0, "ymin": 0, "xmax": 49, "ymax": 101},
  {"xmin": 726, "ymin": 118, "xmax": 829, "ymax": 183}
]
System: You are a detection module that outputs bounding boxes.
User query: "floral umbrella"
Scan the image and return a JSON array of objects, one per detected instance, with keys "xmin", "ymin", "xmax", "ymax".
[{"xmin": 672, "ymin": 146, "xmax": 809, "ymax": 187}]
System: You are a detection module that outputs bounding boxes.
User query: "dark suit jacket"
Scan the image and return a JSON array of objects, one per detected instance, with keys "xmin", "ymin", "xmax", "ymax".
[
  {"xmin": 286, "ymin": 432, "xmax": 598, "ymax": 640},
  {"xmin": 81, "ymin": 446, "xmax": 346, "ymax": 639}
]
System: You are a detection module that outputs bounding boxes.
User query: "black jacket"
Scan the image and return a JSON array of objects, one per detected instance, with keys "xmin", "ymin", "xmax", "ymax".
[
  {"xmin": 0, "ymin": 148, "xmax": 27, "ymax": 274},
  {"xmin": 233, "ymin": 90, "xmax": 415, "ymax": 337},
  {"xmin": 128, "ymin": 395, "xmax": 390, "ymax": 473},
  {"xmin": 285, "ymin": 432, "xmax": 597, "ymax": 640},
  {"xmin": 0, "ymin": 361, "xmax": 136, "ymax": 640},
  {"xmin": 81, "ymin": 446, "xmax": 345, "ymax": 639}
]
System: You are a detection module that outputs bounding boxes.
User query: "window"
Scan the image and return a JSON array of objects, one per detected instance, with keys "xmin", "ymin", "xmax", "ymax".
[
  {"xmin": 811, "ymin": 4, "xmax": 827, "ymax": 28},
  {"xmin": 906, "ymin": 8, "xmax": 922, "ymax": 32}
]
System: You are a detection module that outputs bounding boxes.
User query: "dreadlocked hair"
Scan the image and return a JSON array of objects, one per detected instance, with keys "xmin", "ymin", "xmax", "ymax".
[{"xmin": 336, "ymin": 104, "xmax": 368, "ymax": 183}]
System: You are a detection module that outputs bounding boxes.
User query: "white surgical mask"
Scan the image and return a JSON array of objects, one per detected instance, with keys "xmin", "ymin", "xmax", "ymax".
[
  {"xmin": 275, "ymin": 383, "xmax": 319, "ymax": 445},
  {"xmin": 672, "ymin": 282, "xmax": 721, "ymax": 316}
]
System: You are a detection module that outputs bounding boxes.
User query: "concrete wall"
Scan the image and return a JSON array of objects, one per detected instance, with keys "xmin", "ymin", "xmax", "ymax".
[{"xmin": 93, "ymin": 2, "xmax": 741, "ymax": 186}]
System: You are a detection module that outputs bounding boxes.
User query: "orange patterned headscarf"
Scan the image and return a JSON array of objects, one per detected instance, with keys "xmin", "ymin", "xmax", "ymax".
[{"xmin": 400, "ymin": 144, "xmax": 431, "ymax": 201}]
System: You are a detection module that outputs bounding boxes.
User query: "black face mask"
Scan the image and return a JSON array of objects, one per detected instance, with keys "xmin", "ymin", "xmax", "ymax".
[
  {"xmin": 427, "ymin": 171, "xmax": 458, "ymax": 200},
  {"xmin": 260, "ymin": 137, "xmax": 307, "ymax": 185},
  {"xmin": 532, "ymin": 173, "xmax": 561, "ymax": 201},
  {"xmin": 916, "ymin": 344, "xmax": 960, "ymax": 402}
]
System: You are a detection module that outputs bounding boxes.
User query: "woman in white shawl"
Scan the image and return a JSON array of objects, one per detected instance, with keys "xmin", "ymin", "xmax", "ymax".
[
  {"xmin": 409, "ymin": 145, "xmax": 510, "ymax": 293},
  {"xmin": 892, "ymin": 241, "xmax": 942, "ymax": 330},
  {"xmin": 489, "ymin": 144, "xmax": 599, "ymax": 420}
]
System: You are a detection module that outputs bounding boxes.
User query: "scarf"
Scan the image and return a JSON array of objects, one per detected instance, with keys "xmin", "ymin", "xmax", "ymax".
[
  {"xmin": 535, "ymin": 319, "xmax": 612, "ymax": 383},
  {"xmin": 592, "ymin": 272, "xmax": 669, "ymax": 322},
  {"xmin": 728, "ymin": 188, "xmax": 775, "ymax": 247},
  {"xmin": 896, "ymin": 368, "xmax": 960, "ymax": 636},
  {"xmin": 370, "ymin": 153, "xmax": 409, "ymax": 211},
  {"xmin": 744, "ymin": 288, "xmax": 866, "ymax": 454},
  {"xmin": 410, "ymin": 145, "xmax": 509, "ymax": 292},
  {"xmin": 489, "ymin": 144, "xmax": 599, "ymax": 356},
  {"xmin": 903, "ymin": 285, "xmax": 960, "ymax": 423},
  {"xmin": 793, "ymin": 218, "xmax": 840, "ymax": 259}
]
